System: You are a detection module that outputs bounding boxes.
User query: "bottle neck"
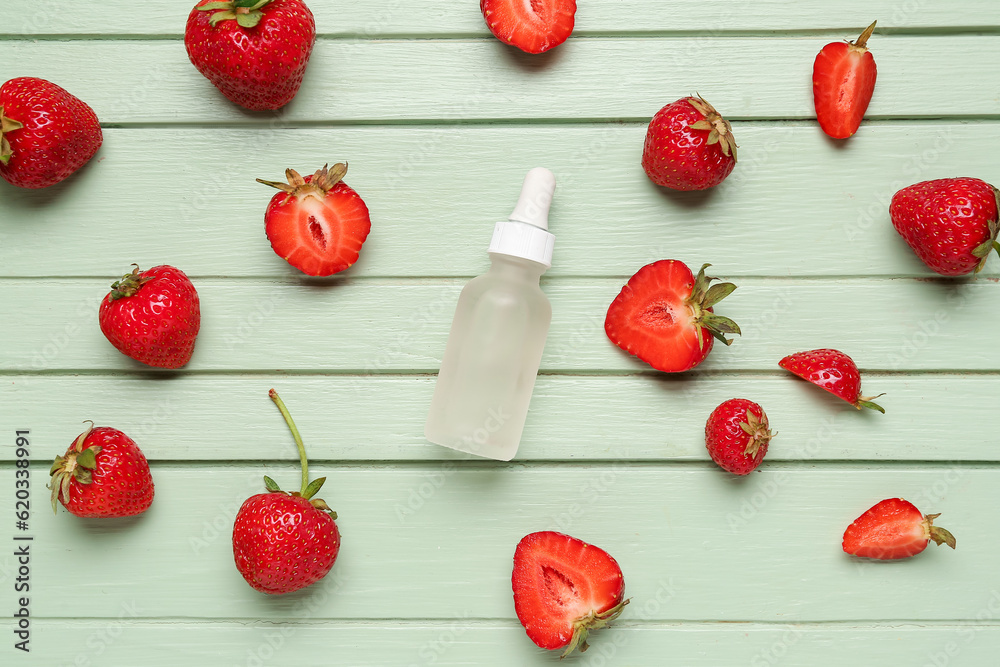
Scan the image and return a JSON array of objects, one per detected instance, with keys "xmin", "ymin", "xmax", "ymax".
[{"xmin": 487, "ymin": 252, "xmax": 547, "ymax": 282}]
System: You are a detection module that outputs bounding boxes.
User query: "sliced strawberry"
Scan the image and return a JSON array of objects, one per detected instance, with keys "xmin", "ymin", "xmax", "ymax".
[
  {"xmin": 812, "ymin": 21, "xmax": 878, "ymax": 139},
  {"xmin": 605, "ymin": 260, "xmax": 740, "ymax": 373},
  {"xmin": 512, "ymin": 531, "xmax": 627, "ymax": 656},
  {"xmin": 843, "ymin": 498, "xmax": 956, "ymax": 560},
  {"xmin": 257, "ymin": 163, "xmax": 372, "ymax": 277},
  {"xmin": 779, "ymin": 348, "xmax": 884, "ymax": 413},
  {"xmin": 480, "ymin": 0, "xmax": 576, "ymax": 54}
]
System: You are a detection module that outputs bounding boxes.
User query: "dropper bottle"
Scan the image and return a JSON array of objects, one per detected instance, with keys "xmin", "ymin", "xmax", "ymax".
[{"xmin": 424, "ymin": 168, "xmax": 557, "ymax": 461}]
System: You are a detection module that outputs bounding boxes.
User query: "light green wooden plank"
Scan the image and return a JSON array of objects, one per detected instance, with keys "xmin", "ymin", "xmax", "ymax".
[
  {"xmin": 1, "ymin": 37, "xmax": 999, "ymax": 123},
  {"xmin": 2, "ymin": 124, "xmax": 998, "ymax": 279},
  {"xmin": 4, "ymin": 1, "xmax": 999, "ymax": 36},
  {"xmin": 1, "ymin": 279, "xmax": 997, "ymax": 372},
  {"xmin": 10, "ymin": 622, "xmax": 1000, "ymax": 666},
  {"xmin": 2, "ymin": 374, "xmax": 998, "ymax": 462},
  {"xmin": 1, "ymin": 465, "xmax": 993, "ymax": 620}
]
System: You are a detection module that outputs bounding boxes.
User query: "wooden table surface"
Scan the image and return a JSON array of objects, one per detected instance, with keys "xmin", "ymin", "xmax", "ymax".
[{"xmin": 2, "ymin": 2, "xmax": 1000, "ymax": 665}]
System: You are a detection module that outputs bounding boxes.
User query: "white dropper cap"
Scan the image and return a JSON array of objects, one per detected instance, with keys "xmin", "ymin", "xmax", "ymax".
[{"xmin": 488, "ymin": 167, "xmax": 556, "ymax": 267}]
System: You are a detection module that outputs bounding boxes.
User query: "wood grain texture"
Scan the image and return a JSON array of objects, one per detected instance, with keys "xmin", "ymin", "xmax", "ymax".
[
  {"xmin": 2, "ymin": 279, "xmax": 997, "ymax": 372},
  {"xmin": 15, "ymin": 622, "xmax": 1000, "ymax": 667},
  {"xmin": 1, "ymin": 37, "xmax": 999, "ymax": 124},
  {"xmin": 5, "ymin": 1, "xmax": 999, "ymax": 36},
  {"xmin": 2, "ymin": 374, "xmax": 998, "ymax": 462},
  {"xmin": 1, "ymin": 124, "xmax": 997, "ymax": 279},
  {"xmin": 2, "ymin": 465, "xmax": 992, "ymax": 621}
]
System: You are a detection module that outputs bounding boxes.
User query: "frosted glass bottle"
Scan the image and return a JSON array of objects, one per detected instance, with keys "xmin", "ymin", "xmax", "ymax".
[{"xmin": 424, "ymin": 168, "xmax": 557, "ymax": 461}]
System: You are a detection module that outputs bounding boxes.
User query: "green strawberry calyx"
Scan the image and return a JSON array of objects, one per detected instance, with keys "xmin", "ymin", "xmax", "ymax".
[
  {"xmin": 0, "ymin": 105, "xmax": 25, "ymax": 166},
  {"xmin": 265, "ymin": 389, "xmax": 337, "ymax": 518},
  {"xmin": 48, "ymin": 422, "xmax": 103, "ymax": 514},
  {"xmin": 197, "ymin": 0, "xmax": 274, "ymax": 29},
  {"xmin": 257, "ymin": 163, "xmax": 348, "ymax": 205},
  {"xmin": 687, "ymin": 96, "xmax": 738, "ymax": 161},
  {"xmin": 686, "ymin": 263, "xmax": 741, "ymax": 349},
  {"xmin": 739, "ymin": 408, "xmax": 775, "ymax": 459},
  {"xmin": 108, "ymin": 265, "xmax": 155, "ymax": 301},
  {"xmin": 923, "ymin": 513, "xmax": 957, "ymax": 550},
  {"xmin": 561, "ymin": 598, "xmax": 630, "ymax": 657},
  {"xmin": 970, "ymin": 186, "xmax": 1000, "ymax": 274},
  {"xmin": 855, "ymin": 393, "xmax": 886, "ymax": 414}
]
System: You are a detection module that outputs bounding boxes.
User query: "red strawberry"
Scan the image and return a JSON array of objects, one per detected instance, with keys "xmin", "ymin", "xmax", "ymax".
[
  {"xmin": 257, "ymin": 163, "xmax": 372, "ymax": 276},
  {"xmin": 99, "ymin": 265, "xmax": 201, "ymax": 369},
  {"xmin": 605, "ymin": 260, "xmax": 740, "ymax": 373},
  {"xmin": 641, "ymin": 96, "xmax": 737, "ymax": 191},
  {"xmin": 184, "ymin": 0, "xmax": 316, "ymax": 111},
  {"xmin": 889, "ymin": 178, "xmax": 1000, "ymax": 276},
  {"xmin": 779, "ymin": 349, "xmax": 884, "ymax": 413},
  {"xmin": 233, "ymin": 389, "xmax": 341, "ymax": 594},
  {"xmin": 480, "ymin": 0, "xmax": 576, "ymax": 54},
  {"xmin": 49, "ymin": 424, "xmax": 154, "ymax": 518},
  {"xmin": 512, "ymin": 531, "xmax": 628, "ymax": 656},
  {"xmin": 812, "ymin": 21, "xmax": 878, "ymax": 139},
  {"xmin": 0, "ymin": 77, "xmax": 102, "ymax": 189},
  {"xmin": 705, "ymin": 399, "xmax": 774, "ymax": 475},
  {"xmin": 843, "ymin": 498, "xmax": 956, "ymax": 560}
]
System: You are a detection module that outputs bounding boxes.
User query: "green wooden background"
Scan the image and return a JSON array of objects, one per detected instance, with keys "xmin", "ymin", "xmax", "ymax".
[{"xmin": 2, "ymin": 1, "xmax": 1000, "ymax": 665}]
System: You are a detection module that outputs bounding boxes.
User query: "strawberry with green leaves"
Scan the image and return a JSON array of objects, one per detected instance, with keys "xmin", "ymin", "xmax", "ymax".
[
  {"xmin": 641, "ymin": 96, "xmax": 737, "ymax": 191},
  {"xmin": 185, "ymin": 0, "xmax": 316, "ymax": 110},
  {"xmin": 49, "ymin": 424, "xmax": 154, "ymax": 518},
  {"xmin": 0, "ymin": 77, "xmax": 102, "ymax": 189},
  {"xmin": 705, "ymin": 399, "xmax": 774, "ymax": 475},
  {"xmin": 232, "ymin": 389, "xmax": 341, "ymax": 595},
  {"xmin": 890, "ymin": 177, "xmax": 1000, "ymax": 276},
  {"xmin": 779, "ymin": 348, "xmax": 884, "ymax": 413},
  {"xmin": 843, "ymin": 498, "xmax": 956, "ymax": 560},
  {"xmin": 99, "ymin": 265, "xmax": 201, "ymax": 369},
  {"xmin": 512, "ymin": 531, "xmax": 628, "ymax": 656},
  {"xmin": 257, "ymin": 163, "xmax": 372, "ymax": 276},
  {"xmin": 605, "ymin": 260, "xmax": 740, "ymax": 373}
]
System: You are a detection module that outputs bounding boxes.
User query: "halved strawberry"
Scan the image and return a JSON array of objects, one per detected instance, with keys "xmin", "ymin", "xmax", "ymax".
[
  {"xmin": 843, "ymin": 498, "xmax": 956, "ymax": 560},
  {"xmin": 812, "ymin": 20, "xmax": 878, "ymax": 139},
  {"xmin": 257, "ymin": 163, "xmax": 371, "ymax": 277},
  {"xmin": 480, "ymin": 0, "xmax": 576, "ymax": 54},
  {"xmin": 779, "ymin": 348, "xmax": 884, "ymax": 413},
  {"xmin": 512, "ymin": 531, "xmax": 628, "ymax": 656},
  {"xmin": 605, "ymin": 260, "xmax": 740, "ymax": 373}
]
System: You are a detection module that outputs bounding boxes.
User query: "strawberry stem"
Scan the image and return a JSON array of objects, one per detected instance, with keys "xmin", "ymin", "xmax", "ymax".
[
  {"xmin": 924, "ymin": 513, "xmax": 957, "ymax": 549},
  {"xmin": 561, "ymin": 598, "xmax": 630, "ymax": 657},
  {"xmin": 853, "ymin": 20, "xmax": 877, "ymax": 50},
  {"xmin": 855, "ymin": 393, "xmax": 886, "ymax": 414},
  {"xmin": 268, "ymin": 389, "xmax": 312, "ymax": 496}
]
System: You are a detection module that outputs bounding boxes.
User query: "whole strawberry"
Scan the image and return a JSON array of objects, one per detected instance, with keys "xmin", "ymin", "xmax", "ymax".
[
  {"xmin": 49, "ymin": 424, "xmax": 154, "ymax": 517},
  {"xmin": 812, "ymin": 21, "xmax": 878, "ymax": 139},
  {"xmin": 512, "ymin": 531, "xmax": 628, "ymax": 656},
  {"xmin": 185, "ymin": 0, "xmax": 316, "ymax": 111},
  {"xmin": 605, "ymin": 260, "xmax": 740, "ymax": 373},
  {"xmin": 257, "ymin": 163, "xmax": 372, "ymax": 276},
  {"xmin": 0, "ymin": 77, "xmax": 102, "ymax": 189},
  {"xmin": 779, "ymin": 349, "xmax": 884, "ymax": 413},
  {"xmin": 99, "ymin": 265, "xmax": 201, "ymax": 369},
  {"xmin": 705, "ymin": 399, "xmax": 774, "ymax": 475},
  {"xmin": 641, "ymin": 96, "xmax": 737, "ymax": 191},
  {"xmin": 233, "ymin": 389, "xmax": 341, "ymax": 595},
  {"xmin": 843, "ymin": 498, "xmax": 955, "ymax": 560},
  {"xmin": 890, "ymin": 178, "xmax": 1000, "ymax": 276}
]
